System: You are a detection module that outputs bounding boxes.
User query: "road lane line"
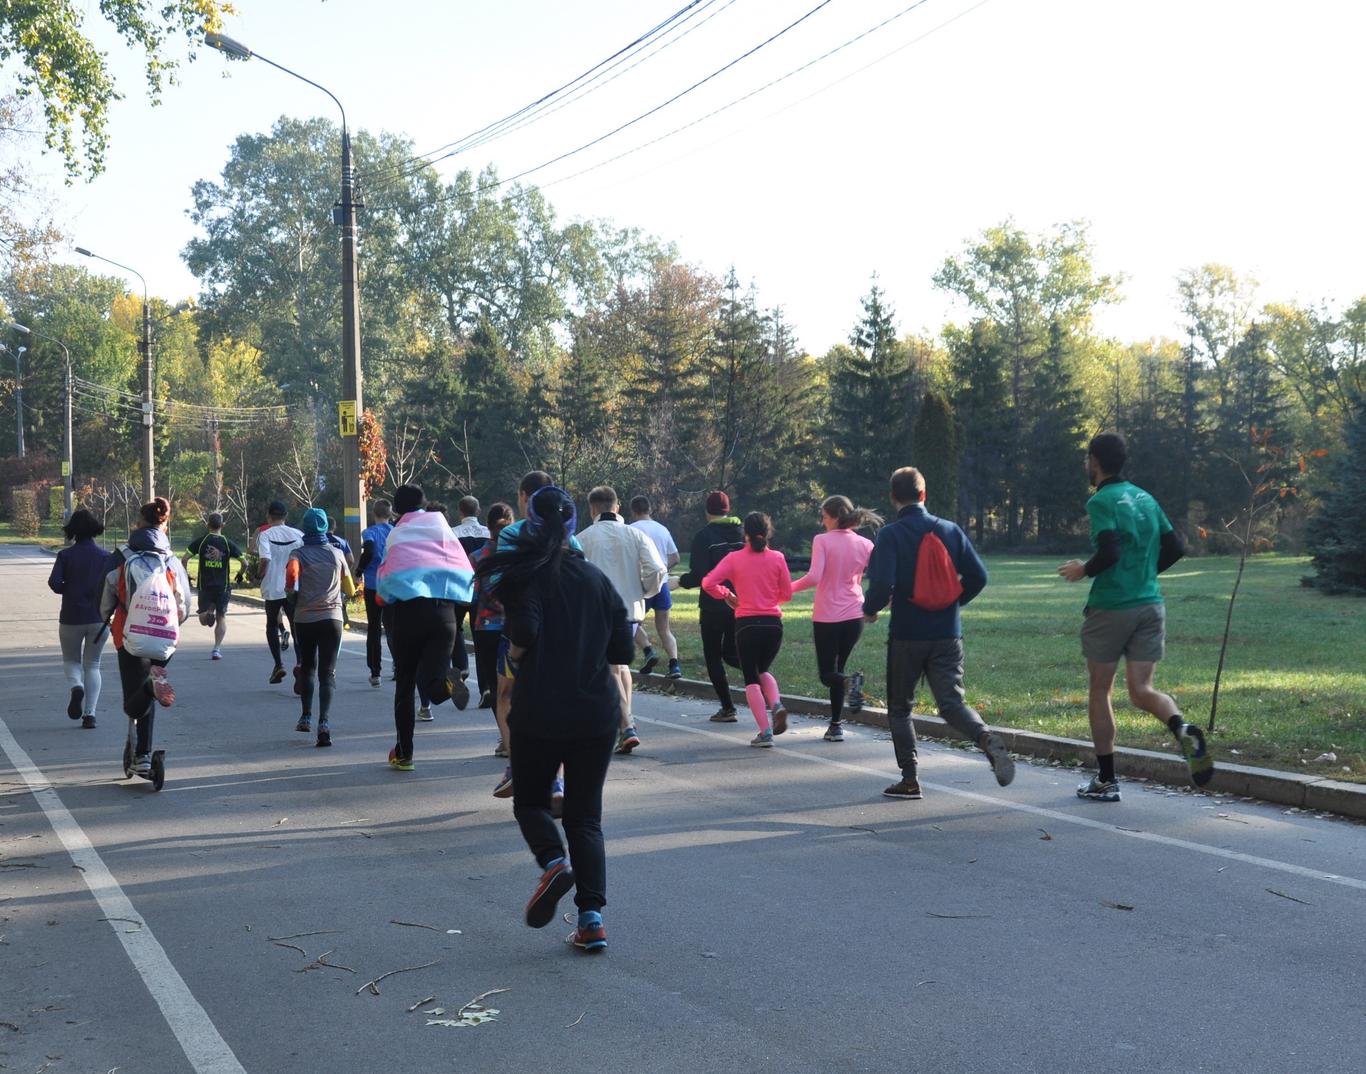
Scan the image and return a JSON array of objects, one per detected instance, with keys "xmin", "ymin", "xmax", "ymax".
[
  {"xmin": 0, "ymin": 717, "xmax": 249, "ymax": 1074},
  {"xmin": 634, "ymin": 714, "xmax": 1366, "ymax": 895}
]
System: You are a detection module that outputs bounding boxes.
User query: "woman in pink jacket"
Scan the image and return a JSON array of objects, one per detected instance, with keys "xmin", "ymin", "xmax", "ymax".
[
  {"xmin": 702, "ymin": 512, "xmax": 793, "ymax": 748},
  {"xmin": 791, "ymin": 496, "xmax": 882, "ymax": 742}
]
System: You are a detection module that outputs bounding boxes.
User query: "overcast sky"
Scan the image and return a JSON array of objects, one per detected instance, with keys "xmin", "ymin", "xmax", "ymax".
[{"xmin": 28, "ymin": 0, "xmax": 1366, "ymax": 354}]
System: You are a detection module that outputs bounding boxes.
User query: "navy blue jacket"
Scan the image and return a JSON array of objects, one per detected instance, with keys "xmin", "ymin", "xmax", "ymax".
[
  {"xmin": 862, "ymin": 504, "xmax": 987, "ymax": 641},
  {"xmin": 49, "ymin": 539, "xmax": 110, "ymax": 625}
]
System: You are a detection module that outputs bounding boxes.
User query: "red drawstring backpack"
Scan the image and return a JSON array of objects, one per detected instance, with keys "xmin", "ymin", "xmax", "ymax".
[{"xmin": 910, "ymin": 527, "xmax": 963, "ymax": 611}]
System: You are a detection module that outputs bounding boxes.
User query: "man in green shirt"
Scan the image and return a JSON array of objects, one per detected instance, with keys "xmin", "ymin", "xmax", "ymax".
[{"xmin": 1058, "ymin": 433, "xmax": 1212, "ymax": 801}]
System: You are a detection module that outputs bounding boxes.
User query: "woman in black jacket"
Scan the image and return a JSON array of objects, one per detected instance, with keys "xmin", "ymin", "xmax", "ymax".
[{"xmin": 477, "ymin": 485, "xmax": 634, "ymax": 953}]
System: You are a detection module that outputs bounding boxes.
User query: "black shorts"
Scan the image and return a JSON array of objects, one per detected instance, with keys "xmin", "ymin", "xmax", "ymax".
[{"xmin": 198, "ymin": 587, "xmax": 230, "ymax": 617}]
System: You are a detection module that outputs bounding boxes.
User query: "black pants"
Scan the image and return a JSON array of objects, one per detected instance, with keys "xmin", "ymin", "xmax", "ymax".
[
  {"xmin": 452, "ymin": 603, "xmax": 471, "ymax": 675},
  {"xmin": 296, "ymin": 619, "xmax": 343, "ymax": 720},
  {"xmin": 735, "ymin": 616, "xmax": 782, "ymax": 686},
  {"xmin": 389, "ymin": 599, "xmax": 457, "ymax": 759},
  {"xmin": 363, "ymin": 587, "xmax": 384, "ymax": 677},
  {"xmin": 117, "ymin": 647, "xmax": 166, "ymax": 755},
  {"xmin": 813, "ymin": 617, "xmax": 865, "ymax": 720},
  {"xmin": 473, "ymin": 629, "xmax": 501, "ymax": 703},
  {"xmin": 264, "ymin": 598, "xmax": 296, "ymax": 668},
  {"xmin": 511, "ymin": 729, "xmax": 616, "ymax": 913},
  {"xmin": 886, "ymin": 638, "xmax": 987, "ymax": 780},
  {"xmin": 699, "ymin": 611, "xmax": 739, "ymax": 707}
]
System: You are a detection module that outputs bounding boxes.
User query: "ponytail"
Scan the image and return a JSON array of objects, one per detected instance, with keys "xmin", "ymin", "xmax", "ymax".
[
  {"xmin": 475, "ymin": 486, "xmax": 577, "ymax": 598},
  {"xmin": 743, "ymin": 511, "xmax": 772, "ymax": 552},
  {"xmin": 822, "ymin": 495, "xmax": 882, "ymax": 531}
]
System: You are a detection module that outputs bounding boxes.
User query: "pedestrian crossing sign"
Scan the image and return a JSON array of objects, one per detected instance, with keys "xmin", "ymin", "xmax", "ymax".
[{"xmin": 338, "ymin": 399, "xmax": 357, "ymax": 437}]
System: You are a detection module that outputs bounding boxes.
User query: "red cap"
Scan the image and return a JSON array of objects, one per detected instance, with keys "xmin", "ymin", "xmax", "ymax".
[{"xmin": 705, "ymin": 490, "xmax": 730, "ymax": 515}]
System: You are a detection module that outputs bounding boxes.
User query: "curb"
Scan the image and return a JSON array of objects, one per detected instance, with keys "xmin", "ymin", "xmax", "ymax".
[{"xmin": 225, "ymin": 592, "xmax": 1366, "ymax": 822}]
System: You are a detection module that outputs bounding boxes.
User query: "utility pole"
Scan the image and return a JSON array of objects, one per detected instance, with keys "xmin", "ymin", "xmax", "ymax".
[
  {"xmin": 141, "ymin": 298, "xmax": 155, "ymax": 501},
  {"xmin": 339, "ymin": 128, "xmax": 365, "ymax": 552},
  {"xmin": 13, "ymin": 344, "xmax": 24, "ymax": 457}
]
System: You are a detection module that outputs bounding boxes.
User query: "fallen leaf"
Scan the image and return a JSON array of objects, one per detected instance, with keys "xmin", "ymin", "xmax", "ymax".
[
  {"xmin": 1101, "ymin": 901, "xmax": 1135, "ymax": 911},
  {"xmin": 1038, "ymin": 829, "xmax": 1053, "ymax": 841}
]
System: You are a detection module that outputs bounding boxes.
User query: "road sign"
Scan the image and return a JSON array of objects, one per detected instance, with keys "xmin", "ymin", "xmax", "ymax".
[{"xmin": 338, "ymin": 399, "xmax": 357, "ymax": 437}]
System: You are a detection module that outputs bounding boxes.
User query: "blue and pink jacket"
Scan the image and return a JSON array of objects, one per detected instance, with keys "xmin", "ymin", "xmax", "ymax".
[{"xmin": 376, "ymin": 509, "xmax": 475, "ymax": 605}]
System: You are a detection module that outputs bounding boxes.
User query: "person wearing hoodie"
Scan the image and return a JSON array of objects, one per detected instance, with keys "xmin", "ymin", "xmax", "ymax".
[
  {"xmin": 376, "ymin": 484, "xmax": 474, "ymax": 771},
  {"xmin": 576, "ymin": 486, "xmax": 666, "ymax": 756},
  {"xmin": 48, "ymin": 509, "xmax": 111, "ymax": 729},
  {"xmin": 286, "ymin": 508, "xmax": 357, "ymax": 747},
  {"xmin": 674, "ymin": 491, "xmax": 746, "ymax": 722},
  {"xmin": 99, "ymin": 498, "xmax": 191, "ymax": 777}
]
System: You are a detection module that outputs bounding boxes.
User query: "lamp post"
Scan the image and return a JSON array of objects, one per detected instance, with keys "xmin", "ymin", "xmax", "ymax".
[
  {"xmin": 7, "ymin": 323, "xmax": 74, "ymax": 519},
  {"xmin": 74, "ymin": 247, "xmax": 154, "ymax": 501},
  {"xmin": 205, "ymin": 31, "xmax": 366, "ymax": 553},
  {"xmin": 6, "ymin": 342, "xmax": 26, "ymax": 457}
]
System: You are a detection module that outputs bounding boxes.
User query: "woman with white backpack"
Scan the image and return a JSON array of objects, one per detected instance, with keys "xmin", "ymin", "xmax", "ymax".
[{"xmin": 100, "ymin": 498, "xmax": 192, "ymax": 779}]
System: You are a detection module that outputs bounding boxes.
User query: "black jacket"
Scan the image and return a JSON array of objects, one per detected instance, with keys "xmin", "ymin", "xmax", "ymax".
[
  {"xmin": 677, "ymin": 517, "xmax": 745, "ymax": 619},
  {"xmin": 504, "ymin": 553, "xmax": 635, "ymax": 740}
]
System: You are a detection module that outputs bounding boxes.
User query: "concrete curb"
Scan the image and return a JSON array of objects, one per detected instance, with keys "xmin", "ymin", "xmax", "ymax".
[{"xmin": 225, "ymin": 591, "xmax": 1366, "ymax": 821}]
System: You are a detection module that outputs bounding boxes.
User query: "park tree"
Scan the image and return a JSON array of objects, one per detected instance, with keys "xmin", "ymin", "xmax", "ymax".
[
  {"xmin": 948, "ymin": 319, "xmax": 1009, "ymax": 543},
  {"xmin": 1025, "ymin": 319, "xmax": 1088, "ymax": 540},
  {"xmin": 913, "ymin": 391, "xmax": 958, "ymax": 520},
  {"xmin": 1308, "ymin": 396, "xmax": 1366, "ymax": 595}
]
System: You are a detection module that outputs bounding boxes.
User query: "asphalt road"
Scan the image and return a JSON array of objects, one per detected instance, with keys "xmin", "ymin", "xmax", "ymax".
[{"xmin": 2, "ymin": 543, "xmax": 1363, "ymax": 1074}]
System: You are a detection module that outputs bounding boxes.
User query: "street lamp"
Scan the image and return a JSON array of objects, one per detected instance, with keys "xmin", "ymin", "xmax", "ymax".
[
  {"xmin": 7, "ymin": 322, "xmax": 74, "ymax": 519},
  {"xmin": 74, "ymin": 246, "xmax": 155, "ymax": 502},
  {"xmin": 205, "ymin": 30, "xmax": 366, "ymax": 553},
  {"xmin": 1, "ymin": 341, "xmax": 27, "ymax": 456}
]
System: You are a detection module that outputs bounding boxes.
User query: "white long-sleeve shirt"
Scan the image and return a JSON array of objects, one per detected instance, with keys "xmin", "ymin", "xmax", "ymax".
[{"xmin": 577, "ymin": 514, "xmax": 666, "ymax": 623}]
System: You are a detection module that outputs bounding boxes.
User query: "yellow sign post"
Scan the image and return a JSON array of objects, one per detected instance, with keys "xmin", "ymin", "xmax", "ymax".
[{"xmin": 338, "ymin": 399, "xmax": 357, "ymax": 437}]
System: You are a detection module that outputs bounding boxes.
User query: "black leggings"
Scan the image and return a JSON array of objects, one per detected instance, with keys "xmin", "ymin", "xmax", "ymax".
[
  {"xmin": 699, "ymin": 612, "xmax": 739, "ymax": 707},
  {"xmin": 117, "ymin": 647, "xmax": 167, "ymax": 754},
  {"xmin": 473, "ymin": 629, "xmax": 501, "ymax": 701},
  {"xmin": 296, "ymin": 619, "xmax": 343, "ymax": 720},
  {"xmin": 363, "ymin": 587, "xmax": 384, "ymax": 677},
  {"xmin": 452, "ymin": 603, "xmax": 471, "ymax": 675},
  {"xmin": 812, "ymin": 617, "xmax": 865, "ymax": 720},
  {"xmin": 735, "ymin": 616, "xmax": 782, "ymax": 687},
  {"xmin": 511, "ymin": 729, "xmax": 616, "ymax": 912},
  {"xmin": 389, "ymin": 599, "xmax": 457, "ymax": 759},
  {"xmin": 264, "ymin": 598, "xmax": 296, "ymax": 668}
]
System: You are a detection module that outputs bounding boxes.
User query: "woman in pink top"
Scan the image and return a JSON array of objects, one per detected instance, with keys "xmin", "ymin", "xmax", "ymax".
[
  {"xmin": 791, "ymin": 496, "xmax": 881, "ymax": 741},
  {"xmin": 702, "ymin": 512, "xmax": 793, "ymax": 748}
]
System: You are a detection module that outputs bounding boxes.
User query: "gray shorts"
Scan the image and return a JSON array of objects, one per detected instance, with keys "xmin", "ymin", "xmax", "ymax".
[{"xmin": 1081, "ymin": 603, "xmax": 1166, "ymax": 664}]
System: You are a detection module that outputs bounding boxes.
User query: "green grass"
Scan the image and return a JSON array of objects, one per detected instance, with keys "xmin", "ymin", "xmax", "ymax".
[{"xmin": 660, "ymin": 555, "xmax": 1366, "ymax": 783}]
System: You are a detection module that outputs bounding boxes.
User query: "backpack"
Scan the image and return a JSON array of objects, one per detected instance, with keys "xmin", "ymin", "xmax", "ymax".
[
  {"xmin": 122, "ymin": 551, "xmax": 181, "ymax": 660},
  {"xmin": 910, "ymin": 529, "xmax": 964, "ymax": 611}
]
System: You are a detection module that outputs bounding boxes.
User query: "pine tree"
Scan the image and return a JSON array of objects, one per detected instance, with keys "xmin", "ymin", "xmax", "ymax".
[
  {"xmin": 1026, "ymin": 319, "xmax": 1088, "ymax": 540},
  {"xmin": 913, "ymin": 391, "xmax": 959, "ymax": 519},
  {"xmin": 950, "ymin": 320, "xmax": 1010, "ymax": 543},
  {"xmin": 1308, "ymin": 395, "xmax": 1366, "ymax": 595}
]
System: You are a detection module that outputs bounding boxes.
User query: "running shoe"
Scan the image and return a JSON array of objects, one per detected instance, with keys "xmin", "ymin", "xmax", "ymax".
[
  {"xmin": 446, "ymin": 674, "xmax": 470, "ymax": 710},
  {"xmin": 269, "ymin": 665, "xmax": 286, "ymax": 684},
  {"xmin": 847, "ymin": 671, "xmax": 865, "ymax": 714},
  {"xmin": 709, "ymin": 707, "xmax": 738, "ymax": 723},
  {"xmin": 525, "ymin": 859, "xmax": 575, "ymax": 928},
  {"xmin": 478, "ymin": 689, "xmax": 493, "ymax": 709},
  {"xmin": 1175, "ymin": 721, "xmax": 1214, "ymax": 787},
  {"xmin": 551, "ymin": 777, "xmax": 565, "ymax": 819},
  {"xmin": 492, "ymin": 765, "xmax": 514, "ymax": 798},
  {"xmin": 211, "ymin": 648, "xmax": 223, "ymax": 661},
  {"xmin": 750, "ymin": 729, "xmax": 774, "ymax": 748},
  {"xmin": 279, "ymin": 628, "xmax": 290, "ymax": 652},
  {"xmin": 883, "ymin": 779, "xmax": 923, "ymax": 799},
  {"xmin": 769, "ymin": 701, "xmax": 789, "ymax": 736},
  {"xmin": 369, "ymin": 675, "xmax": 381, "ymax": 688},
  {"xmin": 823, "ymin": 721, "xmax": 845, "ymax": 742},
  {"xmin": 316, "ymin": 720, "xmax": 331, "ymax": 748},
  {"xmin": 150, "ymin": 667, "xmax": 175, "ymax": 707},
  {"xmin": 388, "ymin": 747, "xmax": 415, "ymax": 772},
  {"xmin": 1076, "ymin": 776, "xmax": 1121, "ymax": 802},
  {"xmin": 292, "ymin": 665, "xmax": 303, "ymax": 696},
  {"xmin": 616, "ymin": 726, "xmax": 641, "ymax": 754},
  {"xmin": 980, "ymin": 731, "xmax": 1016, "ymax": 787},
  {"xmin": 639, "ymin": 651, "xmax": 659, "ymax": 676},
  {"xmin": 67, "ymin": 685, "xmax": 84, "ymax": 719},
  {"xmin": 417, "ymin": 705, "xmax": 433, "ymax": 723},
  {"xmin": 571, "ymin": 921, "xmax": 608, "ymax": 953},
  {"xmin": 666, "ymin": 659, "xmax": 682, "ymax": 679},
  {"xmin": 81, "ymin": 715, "xmax": 97, "ymax": 730},
  {"xmin": 296, "ymin": 716, "xmax": 312, "ymax": 733},
  {"xmin": 131, "ymin": 752, "xmax": 152, "ymax": 777},
  {"xmin": 493, "ymin": 739, "xmax": 509, "ymax": 758}
]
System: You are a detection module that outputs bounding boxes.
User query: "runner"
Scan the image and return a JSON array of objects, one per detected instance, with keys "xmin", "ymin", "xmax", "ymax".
[
  {"xmin": 48, "ymin": 508, "xmax": 110, "ymax": 729},
  {"xmin": 702, "ymin": 512, "xmax": 793, "ymax": 748},
  {"xmin": 863, "ymin": 467, "xmax": 1015, "ymax": 798},
  {"xmin": 356, "ymin": 500, "xmax": 393, "ymax": 688},
  {"xmin": 184, "ymin": 512, "xmax": 241, "ymax": 660},
  {"xmin": 472, "ymin": 502, "xmax": 514, "ymax": 722},
  {"xmin": 376, "ymin": 484, "xmax": 473, "ymax": 772},
  {"xmin": 326, "ymin": 515, "xmax": 357, "ymax": 570},
  {"xmin": 99, "ymin": 498, "xmax": 191, "ymax": 777},
  {"xmin": 286, "ymin": 508, "xmax": 356, "ymax": 747},
  {"xmin": 449, "ymin": 495, "xmax": 490, "ymax": 691},
  {"xmin": 577, "ymin": 486, "xmax": 666, "ymax": 755},
  {"xmin": 628, "ymin": 495, "xmax": 682, "ymax": 679},
  {"xmin": 1057, "ymin": 432, "xmax": 1207, "ymax": 801},
  {"xmin": 675, "ymin": 491, "xmax": 745, "ymax": 722},
  {"xmin": 475, "ymin": 484, "xmax": 634, "ymax": 952},
  {"xmin": 791, "ymin": 496, "xmax": 881, "ymax": 742},
  {"xmin": 256, "ymin": 501, "xmax": 303, "ymax": 684}
]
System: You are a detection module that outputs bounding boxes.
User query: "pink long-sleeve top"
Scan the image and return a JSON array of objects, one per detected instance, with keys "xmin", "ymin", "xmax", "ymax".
[
  {"xmin": 791, "ymin": 528, "xmax": 874, "ymax": 623},
  {"xmin": 702, "ymin": 546, "xmax": 793, "ymax": 619}
]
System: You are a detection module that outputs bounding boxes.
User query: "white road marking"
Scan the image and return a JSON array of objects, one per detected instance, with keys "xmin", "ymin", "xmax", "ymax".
[
  {"xmin": 634, "ymin": 714, "xmax": 1366, "ymax": 894},
  {"xmin": 0, "ymin": 717, "xmax": 248, "ymax": 1074}
]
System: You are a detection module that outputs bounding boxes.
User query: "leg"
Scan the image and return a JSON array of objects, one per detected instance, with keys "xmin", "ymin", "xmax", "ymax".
[
  {"xmin": 451, "ymin": 604, "xmax": 470, "ymax": 676},
  {"xmin": 654, "ymin": 608, "xmax": 679, "ymax": 661},
  {"xmin": 117, "ymin": 648, "xmax": 155, "ymax": 754},
  {"xmin": 812, "ymin": 621, "xmax": 842, "ymax": 720},
  {"xmin": 284, "ymin": 601, "xmax": 297, "ymax": 664},
  {"xmin": 264, "ymin": 599, "xmax": 284, "ymax": 667},
  {"xmin": 735, "ymin": 621, "xmax": 771, "ymax": 733},
  {"xmin": 922, "ymin": 640, "xmax": 989, "ymax": 743},
  {"xmin": 364, "ymin": 588, "xmax": 383, "ymax": 677},
  {"xmin": 473, "ymin": 629, "xmax": 498, "ymax": 703},
  {"xmin": 510, "ymin": 731, "xmax": 568, "ymax": 868},
  {"xmin": 699, "ymin": 614, "xmax": 733, "ymax": 709},
  {"xmin": 316, "ymin": 621, "xmax": 342, "ymax": 720},
  {"xmin": 296, "ymin": 621, "xmax": 321, "ymax": 716},
  {"xmin": 1124, "ymin": 660, "xmax": 1179, "ymax": 722},
  {"xmin": 885, "ymin": 639, "xmax": 926, "ymax": 782},
  {"xmin": 420, "ymin": 601, "xmax": 458, "ymax": 706},
  {"xmin": 389, "ymin": 606, "xmax": 420, "ymax": 759},
  {"xmin": 559, "ymin": 731, "xmax": 617, "ymax": 912},
  {"xmin": 1086, "ymin": 659, "xmax": 1121, "ymax": 755},
  {"xmin": 214, "ymin": 590, "xmax": 228, "ymax": 649},
  {"xmin": 81, "ymin": 623, "xmax": 107, "ymax": 715},
  {"xmin": 756, "ymin": 623, "xmax": 783, "ymax": 705},
  {"xmin": 58, "ymin": 624, "xmax": 84, "ymax": 690},
  {"xmin": 634, "ymin": 621, "xmax": 652, "ymax": 655},
  {"xmin": 614, "ymin": 665, "xmax": 632, "ymax": 730}
]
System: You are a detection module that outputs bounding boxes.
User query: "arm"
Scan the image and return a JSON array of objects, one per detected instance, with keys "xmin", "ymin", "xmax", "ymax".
[
  {"xmin": 284, "ymin": 553, "xmax": 302, "ymax": 606},
  {"xmin": 1157, "ymin": 528, "xmax": 1186, "ymax": 574},
  {"xmin": 862, "ymin": 533, "xmax": 895, "ymax": 617},
  {"xmin": 256, "ymin": 531, "xmax": 270, "ymax": 581},
  {"xmin": 790, "ymin": 537, "xmax": 825, "ymax": 594},
  {"xmin": 701, "ymin": 551, "xmax": 735, "ymax": 602},
  {"xmin": 99, "ymin": 556, "xmax": 120, "ymax": 621},
  {"xmin": 1060, "ymin": 499, "xmax": 1114, "ymax": 583},
  {"xmin": 677, "ymin": 530, "xmax": 710, "ymax": 589},
  {"xmin": 339, "ymin": 556, "xmax": 358, "ymax": 598},
  {"xmin": 356, "ymin": 538, "xmax": 375, "ymax": 578},
  {"xmin": 1083, "ymin": 531, "xmax": 1121, "ymax": 577},
  {"xmin": 776, "ymin": 554, "xmax": 794, "ymax": 604},
  {"xmin": 48, "ymin": 552, "xmax": 65, "ymax": 594},
  {"xmin": 171, "ymin": 559, "xmax": 193, "ymax": 623},
  {"xmin": 667, "ymin": 551, "xmax": 680, "ymax": 569},
  {"xmin": 605, "ymin": 584, "xmax": 635, "ymax": 665},
  {"xmin": 504, "ymin": 588, "xmax": 542, "ymax": 652},
  {"xmin": 639, "ymin": 533, "xmax": 666, "ymax": 598},
  {"xmin": 957, "ymin": 531, "xmax": 988, "ymax": 606}
]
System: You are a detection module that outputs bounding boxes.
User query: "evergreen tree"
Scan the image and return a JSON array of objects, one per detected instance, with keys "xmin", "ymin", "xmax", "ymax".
[
  {"xmin": 950, "ymin": 320, "xmax": 1010, "ymax": 543},
  {"xmin": 913, "ymin": 391, "xmax": 959, "ymax": 519},
  {"xmin": 1026, "ymin": 319, "xmax": 1088, "ymax": 540},
  {"xmin": 705, "ymin": 269, "xmax": 768, "ymax": 491},
  {"xmin": 1308, "ymin": 395, "xmax": 1366, "ymax": 595}
]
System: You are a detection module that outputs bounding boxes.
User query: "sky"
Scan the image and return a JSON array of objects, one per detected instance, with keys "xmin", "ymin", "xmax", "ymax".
[{"xmin": 22, "ymin": 0, "xmax": 1366, "ymax": 354}]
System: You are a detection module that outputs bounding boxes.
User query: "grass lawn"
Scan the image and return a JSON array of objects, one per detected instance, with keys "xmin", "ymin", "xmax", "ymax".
[{"xmin": 660, "ymin": 554, "xmax": 1366, "ymax": 783}]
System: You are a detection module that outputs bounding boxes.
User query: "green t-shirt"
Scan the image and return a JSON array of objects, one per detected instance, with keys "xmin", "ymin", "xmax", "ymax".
[{"xmin": 1085, "ymin": 480, "xmax": 1172, "ymax": 610}]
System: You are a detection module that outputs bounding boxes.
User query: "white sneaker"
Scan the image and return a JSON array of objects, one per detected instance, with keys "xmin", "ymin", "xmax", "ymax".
[
  {"xmin": 417, "ymin": 705, "xmax": 434, "ymax": 722},
  {"xmin": 211, "ymin": 648, "xmax": 223, "ymax": 661},
  {"xmin": 132, "ymin": 753, "xmax": 152, "ymax": 777}
]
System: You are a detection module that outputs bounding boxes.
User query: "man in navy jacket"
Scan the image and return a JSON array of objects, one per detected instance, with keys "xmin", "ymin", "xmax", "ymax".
[{"xmin": 863, "ymin": 467, "xmax": 1015, "ymax": 799}]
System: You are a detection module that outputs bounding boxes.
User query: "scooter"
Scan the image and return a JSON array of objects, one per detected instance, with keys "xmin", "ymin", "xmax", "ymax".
[{"xmin": 122, "ymin": 719, "xmax": 165, "ymax": 792}]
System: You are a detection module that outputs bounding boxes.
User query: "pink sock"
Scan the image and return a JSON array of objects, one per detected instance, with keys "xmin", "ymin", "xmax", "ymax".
[
  {"xmin": 759, "ymin": 673, "xmax": 781, "ymax": 708},
  {"xmin": 745, "ymin": 684, "xmax": 771, "ymax": 732}
]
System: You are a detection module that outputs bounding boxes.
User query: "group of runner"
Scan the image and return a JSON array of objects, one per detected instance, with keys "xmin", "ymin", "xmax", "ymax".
[{"xmin": 46, "ymin": 431, "xmax": 1214, "ymax": 951}]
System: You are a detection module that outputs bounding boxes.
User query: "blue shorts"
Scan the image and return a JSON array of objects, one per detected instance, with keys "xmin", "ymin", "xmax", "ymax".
[
  {"xmin": 496, "ymin": 635, "xmax": 517, "ymax": 680},
  {"xmin": 645, "ymin": 586, "xmax": 673, "ymax": 612}
]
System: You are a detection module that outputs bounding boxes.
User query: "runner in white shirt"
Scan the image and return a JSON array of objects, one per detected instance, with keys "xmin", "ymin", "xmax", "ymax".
[
  {"xmin": 256, "ymin": 500, "xmax": 304, "ymax": 684},
  {"xmin": 628, "ymin": 495, "xmax": 682, "ymax": 679}
]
